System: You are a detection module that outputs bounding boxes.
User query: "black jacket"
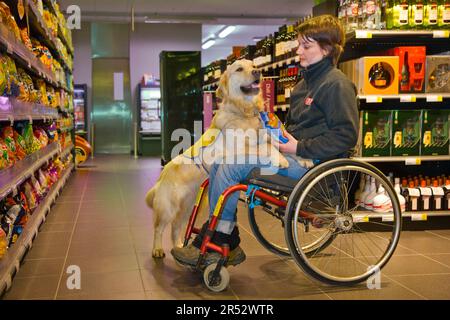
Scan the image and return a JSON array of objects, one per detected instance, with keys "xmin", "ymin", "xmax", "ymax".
[{"xmin": 285, "ymin": 57, "xmax": 359, "ymax": 161}]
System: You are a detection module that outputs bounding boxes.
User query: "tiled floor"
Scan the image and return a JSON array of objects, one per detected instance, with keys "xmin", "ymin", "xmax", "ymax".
[{"xmin": 2, "ymin": 155, "xmax": 450, "ymax": 300}]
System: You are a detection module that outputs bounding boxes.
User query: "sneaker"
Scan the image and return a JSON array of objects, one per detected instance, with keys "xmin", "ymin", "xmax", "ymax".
[{"xmin": 171, "ymin": 244, "xmax": 246, "ymax": 267}]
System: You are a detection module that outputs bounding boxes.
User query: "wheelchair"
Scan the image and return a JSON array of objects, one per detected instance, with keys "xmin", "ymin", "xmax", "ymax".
[{"xmin": 181, "ymin": 158, "xmax": 402, "ymax": 292}]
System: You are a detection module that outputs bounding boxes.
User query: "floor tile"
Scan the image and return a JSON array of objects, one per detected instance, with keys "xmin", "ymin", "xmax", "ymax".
[
  {"xmin": 2, "ymin": 276, "xmax": 60, "ymax": 300},
  {"xmin": 16, "ymin": 258, "xmax": 65, "ymax": 278},
  {"xmin": 389, "ymin": 274, "xmax": 450, "ymax": 300}
]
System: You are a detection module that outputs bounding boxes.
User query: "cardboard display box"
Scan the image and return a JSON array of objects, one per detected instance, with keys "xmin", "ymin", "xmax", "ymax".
[
  {"xmin": 392, "ymin": 110, "xmax": 422, "ymax": 156},
  {"xmin": 425, "ymin": 56, "xmax": 450, "ymax": 93},
  {"xmin": 356, "ymin": 56, "xmax": 399, "ymax": 95},
  {"xmin": 421, "ymin": 110, "xmax": 450, "ymax": 155},
  {"xmin": 387, "ymin": 46, "xmax": 426, "ymax": 93},
  {"xmin": 362, "ymin": 110, "xmax": 393, "ymax": 157}
]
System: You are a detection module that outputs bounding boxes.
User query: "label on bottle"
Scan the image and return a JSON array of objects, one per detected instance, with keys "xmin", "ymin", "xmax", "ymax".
[
  {"xmin": 366, "ymin": 1, "xmax": 376, "ymax": 15},
  {"xmin": 351, "ymin": 3, "xmax": 359, "ymax": 16},
  {"xmin": 428, "ymin": 6, "xmax": 438, "ymax": 23},
  {"xmin": 444, "ymin": 5, "xmax": 450, "ymax": 23},
  {"xmin": 399, "ymin": 5, "xmax": 409, "ymax": 24},
  {"xmin": 407, "ymin": 188, "xmax": 421, "ymax": 197},
  {"xmin": 414, "ymin": 5, "xmax": 424, "ymax": 24},
  {"xmin": 431, "ymin": 187, "xmax": 445, "ymax": 196},
  {"xmin": 374, "ymin": 79, "xmax": 387, "ymax": 86},
  {"xmin": 419, "ymin": 187, "xmax": 432, "ymax": 196},
  {"xmin": 285, "ymin": 88, "xmax": 291, "ymax": 98}
]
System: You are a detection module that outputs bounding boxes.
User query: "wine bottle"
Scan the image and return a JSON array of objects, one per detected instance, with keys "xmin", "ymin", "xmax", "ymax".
[
  {"xmin": 424, "ymin": 0, "xmax": 439, "ymax": 28},
  {"xmin": 410, "ymin": 0, "xmax": 425, "ymax": 28},
  {"xmin": 400, "ymin": 51, "xmax": 411, "ymax": 92},
  {"xmin": 369, "ymin": 62, "xmax": 391, "ymax": 88},
  {"xmin": 438, "ymin": 0, "xmax": 450, "ymax": 27}
]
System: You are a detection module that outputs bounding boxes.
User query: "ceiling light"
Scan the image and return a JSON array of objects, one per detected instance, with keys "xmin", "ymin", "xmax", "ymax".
[
  {"xmin": 202, "ymin": 39, "xmax": 216, "ymax": 50},
  {"xmin": 218, "ymin": 25, "xmax": 236, "ymax": 38}
]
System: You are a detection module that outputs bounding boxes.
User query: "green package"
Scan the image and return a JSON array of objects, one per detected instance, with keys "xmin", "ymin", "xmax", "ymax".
[
  {"xmin": 421, "ymin": 110, "xmax": 450, "ymax": 156},
  {"xmin": 392, "ymin": 110, "xmax": 422, "ymax": 156},
  {"xmin": 362, "ymin": 111, "xmax": 392, "ymax": 157}
]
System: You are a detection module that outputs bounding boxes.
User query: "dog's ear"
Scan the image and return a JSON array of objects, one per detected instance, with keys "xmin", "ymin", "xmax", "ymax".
[{"xmin": 216, "ymin": 70, "xmax": 229, "ymax": 101}]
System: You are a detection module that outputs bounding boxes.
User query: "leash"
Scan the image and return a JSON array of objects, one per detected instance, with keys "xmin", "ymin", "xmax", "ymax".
[{"xmin": 245, "ymin": 184, "xmax": 262, "ymax": 209}]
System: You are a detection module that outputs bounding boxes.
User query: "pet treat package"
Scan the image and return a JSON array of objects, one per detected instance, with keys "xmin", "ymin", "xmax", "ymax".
[
  {"xmin": 392, "ymin": 110, "xmax": 422, "ymax": 156},
  {"xmin": 259, "ymin": 112, "xmax": 288, "ymax": 144},
  {"xmin": 421, "ymin": 110, "xmax": 450, "ymax": 155},
  {"xmin": 362, "ymin": 111, "xmax": 393, "ymax": 157}
]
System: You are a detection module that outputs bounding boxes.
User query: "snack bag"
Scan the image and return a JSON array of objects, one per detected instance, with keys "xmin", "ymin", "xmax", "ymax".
[
  {"xmin": 20, "ymin": 27, "xmax": 33, "ymax": 51},
  {"xmin": 0, "ymin": 228, "xmax": 7, "ymax": 258},
  {"xmin": 1, "ymin": 127, "xmax": 17, "ymax": 165},
  {"xmin": 34, "ymin": 128, "xmax": 48, "ymax": 147},
  {"xmin": 13, "ymin": 130, "xmax": 27, "ymax": 159},
  {"xmin": 259, "ymin": 111, "xmax": 289, "ymax": 144}
]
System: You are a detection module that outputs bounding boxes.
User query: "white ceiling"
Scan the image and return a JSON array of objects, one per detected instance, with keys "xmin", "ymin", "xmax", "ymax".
[{"xmin": 59, "ymin": 0, "xmax": 313, "ymax": 66}]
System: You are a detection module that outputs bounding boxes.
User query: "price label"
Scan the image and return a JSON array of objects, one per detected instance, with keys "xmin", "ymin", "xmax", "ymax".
[
  {"xmin": 366, "ymin": 96, "xmax": 383, "ymax": 103},
  {"xmin": 411, "ymin": 213, "xmax": 427, "ymax": 221},
  {"xmin": 295, "ymin": 56, "xmax": 300, "ymax": 62},
  {"xmin": 354, "ymin": 215, "xmax": 369, "ymax": 223},
  {"xmin": 382, "ymin": 214, "xmax": 394, "ymax": 222},
  {"xmin": 426, "ymin": 95, "xmax": 443, "ymax": 102},
  {"xmin": 405, "ymin": 158, "xmax": 421, "ymax": 165},
  {"xmin": 355, "ymin": 30, "xmax": 373, "ymax": 39},
  {"xmin": 273, "ymin": 105, "xmax": 278, "ymax": 111},
  {"xmin": 400, "ymin": 95, "xmax": 416, "ymax": 102},
  {"xmin": 281, "ymin": 105, "xmax": 287, "ymax": 111},
  {"xmin": 433, "ymin": 30, "xmax": 450, "ymax": 38},
  {"xmin": 278, "ymin": 62, "xmax": 283, "ymax": 68}
]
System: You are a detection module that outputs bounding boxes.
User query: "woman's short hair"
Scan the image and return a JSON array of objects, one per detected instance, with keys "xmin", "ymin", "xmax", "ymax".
[{"xmin": 296, "ymin": 15, "xmax": 345, "ymax": 65}]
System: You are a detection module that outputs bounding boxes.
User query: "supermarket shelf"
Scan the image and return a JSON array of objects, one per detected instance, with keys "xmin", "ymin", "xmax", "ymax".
[
  {"xmin": 258, "ymin": 56, "xmax": 300, "ymax": 72},
  {"xmin": 0, "ymin": 142, "xmax": 59, "ymax": 200},
  {"xmin": 0, "ymin": 23, "xmax": 71, "ymax": 93},
  {"xmin": 41, "ymin": 0, "xmax": 73, "ymax": 56},
  {"xmin": 0, "ymin": 97, "xmax": 59, "ymax": 122},
  {"xmin": 26, "ymin": 0, "xmax": 72, "ymax": 73},
  {"xmin": 273, "ymin": 104, "xmax": 290, "ymax": 111},
  {"xmin": 203, "ymin": 82, "xmax": 219, "ymax": 91},
  {"xmin": 0, "ymin": 162, "xmax": 73, "ymax": 295},
  {"xmin": 353, "ymin": 155, "xmax": 450, "ymax": 164},
  {"xmin": 347, "ymin": 29, "xmax": 450, "ymax": 42},
  {"xmin": 353, "ymin": 210, "xmax": 450, "ymax": 222},
  {"xmin": 358, "ymin": 94, "xmax": 450, "ymax": 110},
  {"xmin": 341, "ymin": 29, "xmax": 450, "ymax": 62}
]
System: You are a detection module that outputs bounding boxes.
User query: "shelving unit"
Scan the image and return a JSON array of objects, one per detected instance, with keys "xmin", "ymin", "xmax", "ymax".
[
  {"xmin": 0, "ymin": 162, "xmax": 73, "ymax": 295},
  {"xmin": 0, "ymin": 0, "xmax": 75, "ymax": 294}
]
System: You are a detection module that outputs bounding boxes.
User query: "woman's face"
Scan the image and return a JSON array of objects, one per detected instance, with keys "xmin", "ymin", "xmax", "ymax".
[{"xmin": 296, "ymin": 36, "xmax": 329, "ymax": 68}]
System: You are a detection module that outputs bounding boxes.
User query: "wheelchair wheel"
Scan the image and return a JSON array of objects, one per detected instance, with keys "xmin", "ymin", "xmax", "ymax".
[
  {"xmin": 248, "ymin": 206, "xmax": 290, "ymax": 257},
  {"xmin": 285, "ymin": 159, "xmax": 401, "ymax": 285}
]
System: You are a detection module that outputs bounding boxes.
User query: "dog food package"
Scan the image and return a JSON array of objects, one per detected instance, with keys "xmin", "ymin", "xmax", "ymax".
[
  {"xmin": 362, "ymin": 111, "xmax": 392, "ymax": 157},
  {"xmin": 392, "ymin": 110, "xmax": 422, "ymax": 156},
  {"xmin": 259, "ymin": 111, "xmax": 288, "ymax": 144},
  {"xmin": 421, "ymin": 110, "xmax": 450, "ymax": 155}
]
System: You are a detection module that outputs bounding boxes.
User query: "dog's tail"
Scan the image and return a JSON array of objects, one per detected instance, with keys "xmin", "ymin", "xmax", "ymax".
[{"xmin": 145, "ymin": 187, "xmax": 156, "ymax": 209}]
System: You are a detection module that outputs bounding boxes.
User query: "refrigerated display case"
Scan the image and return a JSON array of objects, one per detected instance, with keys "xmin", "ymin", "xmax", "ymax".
[
  {"xmin": 160, "ymin": 51, "xmax": 202, "ymax": 165},
  {"xmin": 73, "ymin": 84, "xmax": 88, "ymax": 137},
  {"xmin": 137, "ymin": 82, "xmax": 162, "ymax": 156}
]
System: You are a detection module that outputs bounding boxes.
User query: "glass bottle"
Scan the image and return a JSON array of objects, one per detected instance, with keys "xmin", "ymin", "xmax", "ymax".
[
  {"xmin": 400, "ymin": 51, "xmax": 411, "ymax": 92},
  {"xmin": 410, "ymin": 0, "xmax": 424, "ymax": 28},
  {"xmin": 393, "ymin": 0, "xmax": 410, "ymax": 29},
  {"xmin": 438, "ymin": 0, "xmax": 450, "ymax": 27},
  {"xmin": 369, "ymin": 62, "xmax": 391, "ymax": 88},
  {"xmin": 424, "ymin": 0, "xmax": 439, "ymax": 28}
]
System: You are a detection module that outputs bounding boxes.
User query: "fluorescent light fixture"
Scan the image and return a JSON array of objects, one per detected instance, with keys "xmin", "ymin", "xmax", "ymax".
[
  {"xmin": 202, "ymin": 39, "xmax": 216, "ymax": 49},
  {"xmin": 218, "ymin": 25, "xmax": 236, "ymax": 38}
]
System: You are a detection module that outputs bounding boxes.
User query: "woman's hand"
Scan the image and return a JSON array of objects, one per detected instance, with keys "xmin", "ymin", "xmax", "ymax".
[{"xmin": 273, "ymin": 131, "xmax": 298, "ymax": 154}]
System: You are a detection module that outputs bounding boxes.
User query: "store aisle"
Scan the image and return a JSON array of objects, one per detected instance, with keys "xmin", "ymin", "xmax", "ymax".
[{"xmin": 2, "ymin": 155, "xmax": 450, "ymax": 300}]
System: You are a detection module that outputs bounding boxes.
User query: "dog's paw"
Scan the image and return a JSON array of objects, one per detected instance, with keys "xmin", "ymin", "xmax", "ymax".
[
  {"xmin": 279, "ymin": 156, "xmax": 289, "ymax": 168},
  {"xmin": 297, "ymin": 158, "xmax": 315, "ymax": 169},
  {"xmin": 152, "ymin": 248, "xmax": 166, "ymax": 259}
]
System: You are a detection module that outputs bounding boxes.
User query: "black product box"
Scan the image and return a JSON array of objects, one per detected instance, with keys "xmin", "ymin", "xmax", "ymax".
[
  {"xmin": 421, "ymin": 110, "xmax": 450, "ymax": 155},
  {"xmin": 362, "ymin": 110, "xmax": 392, "ymax": 157},
  {"xmin": 392, "ymin": 110, "xmax": 422, "ymax": 156}
]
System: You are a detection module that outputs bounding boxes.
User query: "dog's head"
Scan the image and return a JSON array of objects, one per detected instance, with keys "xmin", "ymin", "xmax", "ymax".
[{"xmin": 216, "ymin": 59, "xmax": 262, "ymax": 109}]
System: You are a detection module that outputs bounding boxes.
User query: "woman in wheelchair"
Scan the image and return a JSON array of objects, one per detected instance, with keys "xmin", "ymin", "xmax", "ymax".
[{"xmin": 171, "ymin": 15, "xmax": 360, "ymax": 268}]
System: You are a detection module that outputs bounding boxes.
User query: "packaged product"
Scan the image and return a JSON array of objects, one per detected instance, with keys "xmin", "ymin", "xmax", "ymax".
[
  {"xmin": 1, "ymin": 126, "xmax": 17, "ymax": 164},
  {"xmin": 38, "ymin": 168, "xmax": 48, "ymax": 191},
  {"xmin": 34, "ymin": 128, "xmax": 48, "ymax": 147},
  {"xmin": 259, "ymin": 111, "xmax": 289, "ymax": 144},
  {"xmin": 20, "ymin": 27, "xmax": 33, "ymax": 51},
  {"xmin": 0, "ymin": 228, "xmax": 7, "ymax": 258},
  {"xmin": 13, "ymin": 129, "xmax": 27, "ymax": 159},
  {"xmin": 0, "ymin": 54, "xmax": 19, "ymax": 96},
  {"xmin": 35, "ymin": 79, "xmax": 48, "ymax": 105},
  {"xmin": 23, "ymin": 123, "xmax": 42, "ymax": 154},
  {"xmin": 23, "ymin": 181, "xmax": 37, "ymax": 211},
  {"xmin": 0, "ymin": 138, "xmax": 14, "ymax": 169},
  {"xmin": 0, "ymin": 3, "xmax": 21, "ymax": 42}
]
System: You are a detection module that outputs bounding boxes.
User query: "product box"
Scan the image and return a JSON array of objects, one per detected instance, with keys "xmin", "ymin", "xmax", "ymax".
[
  {"xmin": 425, "ymin": 56, "xmax": 450, "ymax": 93},
  {"xmin": 362, "ymin": 110, "xmax": 392, "ymax": 157},
  {"xmin": 356, "ymin": 56, "xmax": 399, "ymax": 95},
  {"xmin": 421, "ymin": 110, "xmax": 450, "ymax": 155},
  {"xmin": 392, "ymin": 110, "xmax": 422, "ymax": 156},
  {"xmin": 387, "ymin": 47, "xmax": 426, "ymax": 93}
]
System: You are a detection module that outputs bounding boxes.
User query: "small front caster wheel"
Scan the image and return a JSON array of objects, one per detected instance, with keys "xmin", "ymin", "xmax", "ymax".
[{"xmin": 203, "ymin": 263, "xmax": 230, "ymax": 292}]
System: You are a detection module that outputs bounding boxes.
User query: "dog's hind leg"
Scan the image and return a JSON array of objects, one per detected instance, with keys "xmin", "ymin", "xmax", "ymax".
[{"xmin": 152, "ymin": 212, "xmax": 168, "ymax": 258}]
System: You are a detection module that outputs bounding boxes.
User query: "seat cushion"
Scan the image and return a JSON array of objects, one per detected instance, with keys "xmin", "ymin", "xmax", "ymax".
[{"xmin": 242, "ymin": 168, "xmax": 299, "ymax": 194}]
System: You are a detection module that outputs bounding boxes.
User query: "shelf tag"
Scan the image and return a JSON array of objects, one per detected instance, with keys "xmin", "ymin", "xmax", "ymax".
[
  {"xmin": 354, "ymin": 215, "xmax": 369, "ymax": 223},
  {"xmin": 295, "ymin": 56, "xmax": 300, "ymax": 62},
  {"xmin": 382, "ymin": 214, "xmax": 394, "ymax": 222},
  {"xmin": 355, "ymin": 30, "xmax": 372, "ymax": 39},
  {"xmin": 278, "ymin": 61, "xmax": 283, "ymax": 68},
  {"xmin": 281, "ymin": 105, "xmax": 287, "ymax": 111},
  {"xmin": 411, "ymin": 213, "xmax": 427, "ymax": 221},
  {"xmin": 400, "ymin": 95, "xmax": 416, "ymax": 102},
  {"xmin": 366, "ymin": 96, "xmax": 382, "ymax": 103},
  {"xmin": 273, "ymin": 105, "xmax": 278, "ymax": 111},
  {"xmin": 426, "ymin": 95, "xmax": 443, "ymax": 102},
  {"xmin": 433, "ymin": 30, "xmax": 450, "ymax": 38},
  {"xmin": 405, "ymin": 158, "xmax": 421, "ymax": 165}
]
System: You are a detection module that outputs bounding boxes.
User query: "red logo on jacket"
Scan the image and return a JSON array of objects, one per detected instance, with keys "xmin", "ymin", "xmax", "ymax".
[{"xmin": 304, "ymin": 97, "xmax": 314, "ymax": 106}]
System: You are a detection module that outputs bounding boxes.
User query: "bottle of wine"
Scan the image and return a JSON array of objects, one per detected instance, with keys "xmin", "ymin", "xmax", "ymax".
[
  {"xmin": 369, "ymin": 62, "xmax": 391, "ymax": 88},
  {"xmin": 438, "ymin": 0, "xmax": 450, "ymax": 27},
  {"xmin": 424, "ymin": 0, "xmax": 439, "ymax": 28},
  {"xmin": 393, "ymin": 0, "xmax": 410, "ymax": 29},
  {"xmin": 400, "ymin": 51, "xmax": 411, "ymax": 92},
  {"xmin": 410, "ymin": 0, "xmax": 425, "ymax": 29}
]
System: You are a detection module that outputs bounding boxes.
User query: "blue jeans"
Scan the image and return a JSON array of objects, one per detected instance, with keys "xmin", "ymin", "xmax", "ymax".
[{"xmin": 208, "ymin": 154, "xmax": 309, "ymax": 234}]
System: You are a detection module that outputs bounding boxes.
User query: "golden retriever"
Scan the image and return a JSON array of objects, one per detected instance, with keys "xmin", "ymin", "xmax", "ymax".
[{"xmin": 146, "ymin": 59, "xmax": 289, "ymax": 258}]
